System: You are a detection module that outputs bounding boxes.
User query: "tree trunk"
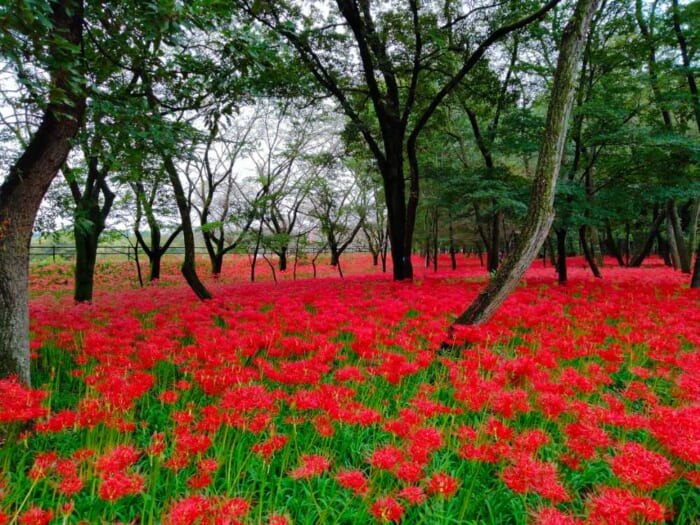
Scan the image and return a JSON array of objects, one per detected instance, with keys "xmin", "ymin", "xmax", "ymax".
[
  {"xmin": 163, "ymin": 156, "xmax": 211, "ymax": 300},
  {"xmin": 487, "ymin": 210, "xmax": 501, "ymax": 273},
  {"xmin": 666, "ymin": 216, "xmax": 681, "ymax": 270},
  {"xmin": 556, "ymin": 228, "xmax": 568, "ymax": 283},
  {"xmin": 667, "ymin": 199, "xmax": 691, "ymax": 273},
  {"xmin": 449, "ymin": 210, "xmax": 457, "ymax": 270},
  {"xmin": 579, "ymin": 225, "xmax": 602, "ymax": 278},
  {"xmin": 629, "ymin": 207, "xmax": 665, "ymax": 267},
  {"xmin": 605, "ymin": 221, "xmax": 625, "ymax": 266},
  {"xmin": 692, "ymin": 242, "xmax": 700, "ymax": 288},
  {"xmin": 384, "ymin": 161, "xmax": 412, "ymax": 280},
  {"xmin": 453, "ymin": 0, "xmax": 599, "ymax": 326},
  {"xmin": 0, "ymin": 0, "xmax": 85, "ymax": 384},
  {"xmin": 278, "ymin": 248, "xmax": 288, "ymax": 272},
  {"xmin": 73, "ymin": 226, "xmax": 99, "ymax": 302}
]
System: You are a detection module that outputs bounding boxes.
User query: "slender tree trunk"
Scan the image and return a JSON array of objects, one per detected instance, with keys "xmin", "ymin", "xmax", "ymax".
[
  {"xmin": 579, "ymin": 225, "xmax": 602, "ymax": 277},
  {"xmin": 666, "ymin": 216, "xmax": 681, "ymax": 270},
  {"xmin": 487, "ymin": 210, "xmax": 501, "ymax": 273},
  {"xmin": 556, "ymin": 228, "xmax": 568, "ymax": 283},
  {"xmin": 629, "ymin": 207, "xmax": 665, "ymax": 266},
  {"xmin": 453, "ymin": 0, "xmax": 599, "ymax": 326},
  {"xmin": 278, "ymin": 248, "xmax": 288, "ymax": 272},
  {"xmin": 605, "ymin": 221, "xmax": 625, "ymax": 266},
  {"xmin": 667, "ymin": 199, "xmax": 691, "ymax": 273},
  {"xmin": 449, "ymin": 211, "xmax": 457, "ymax": 270},
  {"xmin": 692, "ymin": 243, "xmax": 700, "ymax": 288},
  {"xmin": 163, "ymin": 157, "xmax": 211, "ymax": 299},
  {"xmin": 0, "ymin": 0, "xmax": 85, "ymax": 384}
]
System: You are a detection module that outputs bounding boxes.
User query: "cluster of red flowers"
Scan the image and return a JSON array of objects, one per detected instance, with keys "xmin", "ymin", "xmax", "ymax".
[{"xmin": 2, "ymin": 255, "xmax": 696, "ymax": 522}]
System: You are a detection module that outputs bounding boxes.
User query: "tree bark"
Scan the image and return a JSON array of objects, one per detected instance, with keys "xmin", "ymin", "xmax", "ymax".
[
  {"xmin": 453, "ymin": 0, "xmax": 599, "ymax": 326},
  {"xmin": 70, "ymin": 157, "xmax": 115, "ymax": 302},
  {"xmin": 0, "ymin": 0, "xmax": 85, "ymax": 384},
  {"xmin": 629, "ymin": 207, "xmax": 665, "ymax": 266},
  {"xmin": 163, "ymin": 156, "xmax": 212, "ymax": 300},
  {"xmin": 667, "ymin": 199, "xmax": 691, "ymax": 273},
  {"xmin": 579, "ymin": 225, "xmax": 602, "ymax": 278},
  {"xmin": 556, "ymin": 228, "xmax": 568, "ymax": 283}
]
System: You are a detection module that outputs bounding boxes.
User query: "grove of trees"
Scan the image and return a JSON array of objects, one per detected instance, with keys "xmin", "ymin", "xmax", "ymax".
[{"xmin": 1, "ymin": 0, "xmax": 698, "ymax": 384}]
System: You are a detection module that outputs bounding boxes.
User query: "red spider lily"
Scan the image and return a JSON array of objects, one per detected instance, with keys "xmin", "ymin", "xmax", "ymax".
[
  {"xmin": 607, "ymin": 442, "xmax": 673, "ymax": 491},
  {"xmin": 163, "ymin": 495, "xmax": 249, "ymax": 525},
  {"xmin": 501, "ymin": 453, "xmax": 569, "ymax": 503},
  {"xmin": 35, "ymin": 409, "xmax": 78, "ymax": 433},
  {"xmin": 289, "ymin": 454, "xmax": 331, "ymax": 480},
  {"xmin": 94, "ymin": 445, "xmax": 140, "ymax": 473},
  {"xmin": 395, "ymin": 461, "xmax": 423, "ymax": 483},
  {"xmin": 398, "ymin": 485, "xmax": 426, "ymax": 505},
  {"xmin": 147, "ymin": 431, "xmax": 166, "ymax": 456},
  {"xmin": 29, "ymin": 452, "xmax": 58, "ymax": 481},
  {"xmin": 426, "ymin": 472, "xmax": 459, "ymax": 500},
  {"xmin": 17, "ymin": 506, "xmax": 53, "ymax": 525},
  {"xmin": 267, "ymin": 515, "xmax": 290, "ymax": 525},
  {"xmin": 335, "ymin": 468, "xmax": 368, "ymax": 495},
  {"xmin": 251, "ymin": 434, "xmax": 289, "ymax": 461},
  {"xmin": 0, "ymin": 379, "xmax": 47, "ymax": 423},
  {"xmin": 531, "ymin": 507, "xmax": 584, "ymax": 525},
  {"xmin": 368, "ymin": 445, "xmax": 404, "ymax": 471},
  {"xmin": 97, "ymin": 471, "xmax": 144, "ymax": 501},
  {"xmin": 370, "ymin": 496, "xmax": 404, "ymax": 523},
  {"xmin": 586, "ymin": 487, "xmax": 667, "ymax": 524}
]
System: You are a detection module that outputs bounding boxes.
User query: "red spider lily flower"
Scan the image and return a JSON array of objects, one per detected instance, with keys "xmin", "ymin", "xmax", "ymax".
[
  {"xmin": 368, "ymin": 445, "xmax": 404, "ymax": 471},
  {"xmin": 607, "ymin": 442, "xmax": 673, "ymax": 491},
  {"xmin": 289, "ymin": 454, "xmax": 332, "ymax": 480},
  {"xmin": 187, "ymin": 472, "xmax": 212, "ymax": 490},
  {"xmin": 35, "ymin": 409, "xmax": 78, "ymax": 433},
  {"xmin": 370, "ymin": 496, "xmax": 404, "ymax": 523},
  {"xmin": 17, "ymin": 506, "xmax": 53, "ymax": 525},
  {"xmin": 29, "ymin": 452, "xmax": 57, "ymax": 480},
  {"xmin": 334, "ymin": 366, "xmax": 365, "ymax": 383},
  {"xmin": 426, "ymin": 472, "xmax": 459, "ymax": 500},
  {"xmin": 55, "ymin": 459, "xmax": 83, "ymax": 496},
  {"xmin": 396, "ymin": 461, "xmax": 423, "ymax": 483},
  {"xmin": 95, "ymin": 445, "xmax": 140, "ymax": 473},
  {"xmin": 564, "ymin": 422, "xmax": 610, "ymax": 461},
  {"xmin": 312, "ymin": 415, "xmax": 335, "ymax": 437},
  {"xmin": 173, "ymin": 429, "xmax": 212, "ymax": 458},
  {"xmin": 684, "ymin": 470, "xmax": 700, "ymax": 487},
  {"xmin": 158, "ymin": 390, "xmax": 178, "ymax": 404},
  {"xmin": 0, "ymin": 379, "xmax": 48, "ymax": 423},
  {"xmin": 267, "ymin": 515, "xmax": 290, "ymax": 525},
  {"xmin": 531, "ymin": 507, "xmax": 584, "ymax": 525},
  {"xmin": 247, "ymin": 411, "xmax": 273, "ymax": 434},
  {"xmin": 251, "ymin": 435, "xmax": 289, "ymax": 461},
  {"xmin": 163, "ymin": 495, "xmax": 212, "ymax": 524},
  {"xmin": 501, "ymin": 454, "xmax": 569, "ymax": 503},
  {"xmin": 512, "ymin": 429, "xmax": 550, "ymax": 455},
  {"xmin": 148, "ymin": 432, "xmax": 166, "ymax": 456},
  {"xmin": 398, "ymin": 485, "xmax": 426, "ymax": 505},
  {"xmin": 586, "ymin": 487, "xmax": 667, "ymax": 524},
  {"xmin": 335, "ymin": 469, "xmax": 369, "ymax": 495},
  {"xmin": 98, "ymin": 471, "xmax": 144, "ymax": 501}
]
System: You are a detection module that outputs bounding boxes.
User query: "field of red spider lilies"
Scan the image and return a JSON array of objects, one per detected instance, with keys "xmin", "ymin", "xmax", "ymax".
[{"xmin": 1, "ymin": 253, "xmax": 699, "ymax": 524}]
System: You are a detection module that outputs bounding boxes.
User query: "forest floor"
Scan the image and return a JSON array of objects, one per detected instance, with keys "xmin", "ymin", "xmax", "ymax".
[{"xmin": 1, "ymin": 254, "xmax": 698, "ymax": 524}]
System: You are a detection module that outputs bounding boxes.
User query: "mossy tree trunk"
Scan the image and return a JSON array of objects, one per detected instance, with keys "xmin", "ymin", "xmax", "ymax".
[{"xmin": 453, "ymin": 0, "xmax": 600, "ymax": 326}]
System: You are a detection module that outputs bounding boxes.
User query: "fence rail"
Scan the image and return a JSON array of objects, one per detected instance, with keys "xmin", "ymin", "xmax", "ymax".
[{"xmin": 28, "ymin": 244, "xmax": 378, "ymax": 263}]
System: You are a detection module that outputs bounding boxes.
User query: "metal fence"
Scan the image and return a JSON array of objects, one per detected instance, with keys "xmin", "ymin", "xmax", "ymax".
[
  {"xmin": 29, "ymin": 245, "xmax": 208, "ymax": 263},
  {"xmin": 28, "ymin": 244, "xmax": 376, "ymax": 263}
]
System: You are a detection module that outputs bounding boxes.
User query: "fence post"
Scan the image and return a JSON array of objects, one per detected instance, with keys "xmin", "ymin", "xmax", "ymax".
[{"xmin": 52, "ymin": 246, "xmax": 56, "ymax": 263}]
